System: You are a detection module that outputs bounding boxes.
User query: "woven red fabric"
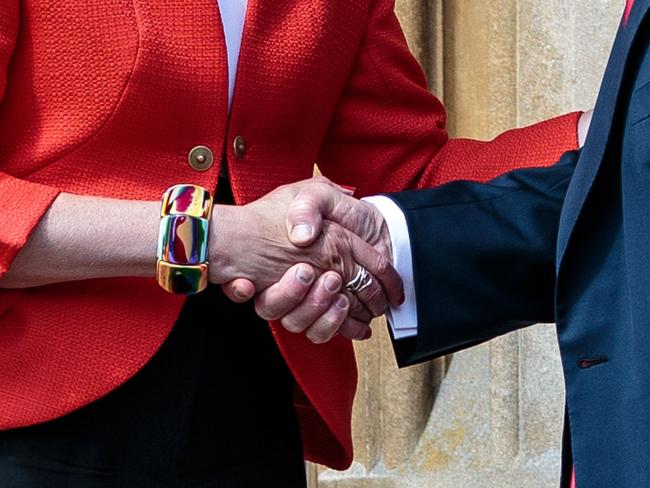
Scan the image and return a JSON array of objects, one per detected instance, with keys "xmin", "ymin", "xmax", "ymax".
[{"xmin": 0, "ymin": 0, "xmax": 579, "ymax": 470}]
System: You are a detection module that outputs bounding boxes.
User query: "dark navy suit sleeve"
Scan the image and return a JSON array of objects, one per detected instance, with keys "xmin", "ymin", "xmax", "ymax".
[{"xmin": 389, "ymin": 150, "xmax": 580, "ymax": 367}]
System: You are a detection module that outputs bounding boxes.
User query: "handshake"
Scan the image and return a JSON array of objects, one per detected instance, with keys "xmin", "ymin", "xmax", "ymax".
[{"xmin": 209, "ymin": 176, "xmax": 403, "ymax": 344}]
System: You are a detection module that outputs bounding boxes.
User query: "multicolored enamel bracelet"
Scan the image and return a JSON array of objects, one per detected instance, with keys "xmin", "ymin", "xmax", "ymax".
[{"xmin": 156, "ymin": 184, "xmax": 213, "ymax": 295}]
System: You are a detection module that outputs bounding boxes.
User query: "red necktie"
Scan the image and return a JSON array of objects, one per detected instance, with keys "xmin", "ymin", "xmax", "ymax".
[
  {"xmin": 570, "ymin": 469, "xmax": 576, "ymax": 488},
  {"xmin": 625, "ymin": 0, "xmax": 635, "ymax": 23}
]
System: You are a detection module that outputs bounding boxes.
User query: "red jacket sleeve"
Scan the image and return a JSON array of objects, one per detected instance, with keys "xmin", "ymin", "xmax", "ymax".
[
  {"xmin": 317, "ymin": 0, "xmax": 581, "ymax": 196},
  {"xmin": 0, "ymin": 3, "xmax": 60, "ymax": 276}
]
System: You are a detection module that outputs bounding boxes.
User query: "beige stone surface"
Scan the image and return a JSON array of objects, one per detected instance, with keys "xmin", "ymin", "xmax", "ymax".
[{"xmin": 309, "ymin": 1, "xmax": 623, "ymax": 486}]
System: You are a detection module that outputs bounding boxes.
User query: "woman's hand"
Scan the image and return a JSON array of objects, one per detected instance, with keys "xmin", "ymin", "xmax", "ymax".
[{"xmin": 217, "ymin": 177, "xmax": 399, "ymax": 343}]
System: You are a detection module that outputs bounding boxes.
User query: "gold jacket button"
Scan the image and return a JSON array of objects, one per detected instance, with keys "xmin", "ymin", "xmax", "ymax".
[
  {"xmin": 188, "ymin": 145, "xmax": 214, "ymax": 172},
  {"xmin": 233, "ymin": 136, "xmax": 246, "ymax": 160}
]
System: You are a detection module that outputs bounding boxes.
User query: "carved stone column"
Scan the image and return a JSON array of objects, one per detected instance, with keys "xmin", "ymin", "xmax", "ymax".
[{"xmin": 308, "ymin": 1, "xmax": 622, "ymax": 486}]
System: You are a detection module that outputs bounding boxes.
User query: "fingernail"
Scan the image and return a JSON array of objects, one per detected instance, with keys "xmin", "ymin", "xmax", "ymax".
[
  {"xmin": 290, "ymin": 224, "xmax": 313, "ymax": 242},
  {"xmin": 296, "ymin": 265, "xmax": 315, "ymax": 284},
  {"xmin": 362, "ymin": 328, "xmax": 372, "ymax": 340},
  {"xmin": 325, "ymin": 275, "xmax": 341, "ymax": 293},
  {"xmin": 234, "ymin": 286, "xmax": 248, "ymax": 299},
  {"xmin": 336, "ymin": 296, "xmax": 348, "ymax": 309},
  {"xmin": 399, "ymin": 292, "xmax": 406, "ymax": 306}
]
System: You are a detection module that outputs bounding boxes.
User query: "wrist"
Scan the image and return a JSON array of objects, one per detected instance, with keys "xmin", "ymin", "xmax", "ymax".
[
  {"xmin": 362, "ymin": 199, "xmax": 393, "ymax": 262},
  {"xmin": 130, "ymin": 200, "xmax": 161, "ymax": 278},
  {"xmin": 209, "ymin": 204, "xmax": 245, "ymax": 284},
  {"xmin": 156, "ymin": 185, "xmax": 213, "ymax": 294},
  {"xmin": 378, "ymin": 218, "xmax": 394, "ymax": 264}
]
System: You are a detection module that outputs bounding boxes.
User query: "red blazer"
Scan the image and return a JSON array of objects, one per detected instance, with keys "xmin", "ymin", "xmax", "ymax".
[{"xmin": 0, "ymin": 0, "xmax": 579, "ymax": 470}]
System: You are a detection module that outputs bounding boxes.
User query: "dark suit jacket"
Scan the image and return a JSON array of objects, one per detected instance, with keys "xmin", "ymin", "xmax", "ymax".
[{"xmin": 387, "ymin": 2, "xmax": 650, "ymax": 486}]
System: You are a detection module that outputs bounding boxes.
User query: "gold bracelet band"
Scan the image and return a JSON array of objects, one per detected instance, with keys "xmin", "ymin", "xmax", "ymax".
[{"xmin": 156, "ymin": 184, "xmax": 213, "ymax": 294}]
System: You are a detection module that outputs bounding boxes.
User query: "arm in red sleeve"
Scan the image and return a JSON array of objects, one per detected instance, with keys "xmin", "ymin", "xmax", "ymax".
[
  {"xmin": 420, "ymin": 115, "xmax": 581, "ymax": 187},
  {"xmin": 0, "ymin": 176, "xmax": 61, "ymax": 277},
  {"xmin": 317, "ymin": 0, "xmax": 581, "ymax": 195},
  {"xmin": 0, "ymin": 3, "xmax": 61, "ymax": 276}
]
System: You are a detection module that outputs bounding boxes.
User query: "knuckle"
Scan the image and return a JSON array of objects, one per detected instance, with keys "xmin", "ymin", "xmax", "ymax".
[
  {"xmin": 308, "ymin": 296, "xmax": 328, "ymax": 313},
  {"xmin": 364, "ymin": 284, "xmax": 383, "ymax": 301},
  {"xmin": 254, "ymin": 301, "xmax": 279, "ymax": 321},
  {"xmin": 288, "ymin": 193, "xmax": 313, "ymax": 210},
  {"xmin": 324, "ymin": 312, "xmax": 345, "ymax": 333},
  {"xmin": 279, "ymin": 286, "xmax": 302, "ymax": 304},
  {"xmin": 307, "ymin": 315, "xmax": 342, "ymax": 344},
  {"xmin": 362, "ymin": 287, "xmax": 386, "ymax": 315},
  {"xmin": 318, "ymin": 273, "xmax": 341, "ymax": 296},
  {"xmin": 373, "ymin": 253, "xmax": 391, "ymax": 276},
  {"xmin": 293, "ymin": 198, "xmax": 315, "ymax": 212},
  {"xmin": 347, "ymin": 295, "xmax": 372, "ymax": 322},
  {"xmin": 308, "ymin": 329, "xmax": 331, "ymax": 345},
  {"xmin": 349, "ymin": 296, "xmax": 365, "ymax": 315},
  {"xmin": 324, "ymin": 312, "xmax": 342, "ymax": 330},
  {"xmin": 281, "ymin": 316, "xmax": 307, "ymax": 334}
]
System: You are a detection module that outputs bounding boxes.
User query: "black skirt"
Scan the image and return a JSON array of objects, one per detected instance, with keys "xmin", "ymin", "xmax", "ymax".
[{"xmin": 0, "ymin": 180, "xmax": 307, "ymax": 487}]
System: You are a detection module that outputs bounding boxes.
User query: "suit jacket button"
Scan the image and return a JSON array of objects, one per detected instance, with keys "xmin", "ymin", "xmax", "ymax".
[
  {"xmin": 188, "ymin": 145, "xmax": 214, "ymax": 172},
  {"xmin": 233, "ymin": 136, "xmax": 246, "ymax": 160}
]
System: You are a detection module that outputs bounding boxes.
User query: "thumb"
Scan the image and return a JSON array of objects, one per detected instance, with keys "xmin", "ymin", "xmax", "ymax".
[
  {"xmin": 287, "ymin": 183, "xmax": 377, "ymax": 246},
  {"xmin": 286, "ymin": 186, "xmax": 338, "ymax": 247},
  {"xmin": 221, "ymin": 278, "xmax": 256, "ymax": 303}
]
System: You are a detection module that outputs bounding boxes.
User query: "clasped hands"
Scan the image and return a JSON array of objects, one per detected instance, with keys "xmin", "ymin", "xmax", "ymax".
[{"xmin": 212, "ymin": 177, "xmax": 401, "ymax": 343}]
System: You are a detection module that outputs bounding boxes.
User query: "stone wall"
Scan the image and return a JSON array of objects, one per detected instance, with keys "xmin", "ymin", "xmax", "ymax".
[{"xmin": 308, "ymin": 1, "xmax": 623, "ymax": 487}]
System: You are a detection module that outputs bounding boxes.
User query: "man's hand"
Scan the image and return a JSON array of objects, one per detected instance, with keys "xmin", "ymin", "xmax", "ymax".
[
  {"xmin": 212, "ymin": 178, "xmax": 402, "ymax": 342},
  {"xmin": 252, "ymin": 263, "xmax": 374, "ymax": 343},
  {"xmin": 222, "ymin": 177, "xmax": 397, "ymax": 343}
]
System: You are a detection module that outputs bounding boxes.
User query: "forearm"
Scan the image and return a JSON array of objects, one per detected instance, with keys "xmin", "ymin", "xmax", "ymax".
[
  {"xmin": 0, "ymin": 179, "xmax": 399, "ymax": 333},
  {"xmin": 0, "ymin": 193, "xmax": 160, "ymax": 288},
  {"xmin": 417, "ymin": 112, "xmax": 583, "ymax": 188},
  {"xmin": 388, "ymin": 150, "xmax": 581, "ymax": 365},
  {"xmin": 0, "ymin": 191, "xmax": 294, "ymax": 290},
  {"xmin": 0, "ymin": 193, "xmax": 254, "ymax": 289}
]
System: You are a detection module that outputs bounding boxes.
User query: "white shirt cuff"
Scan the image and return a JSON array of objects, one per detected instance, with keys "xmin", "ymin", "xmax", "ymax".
[{"xmin": 363, "ymin": 196, "xmax": 418, "ymax": 339}]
